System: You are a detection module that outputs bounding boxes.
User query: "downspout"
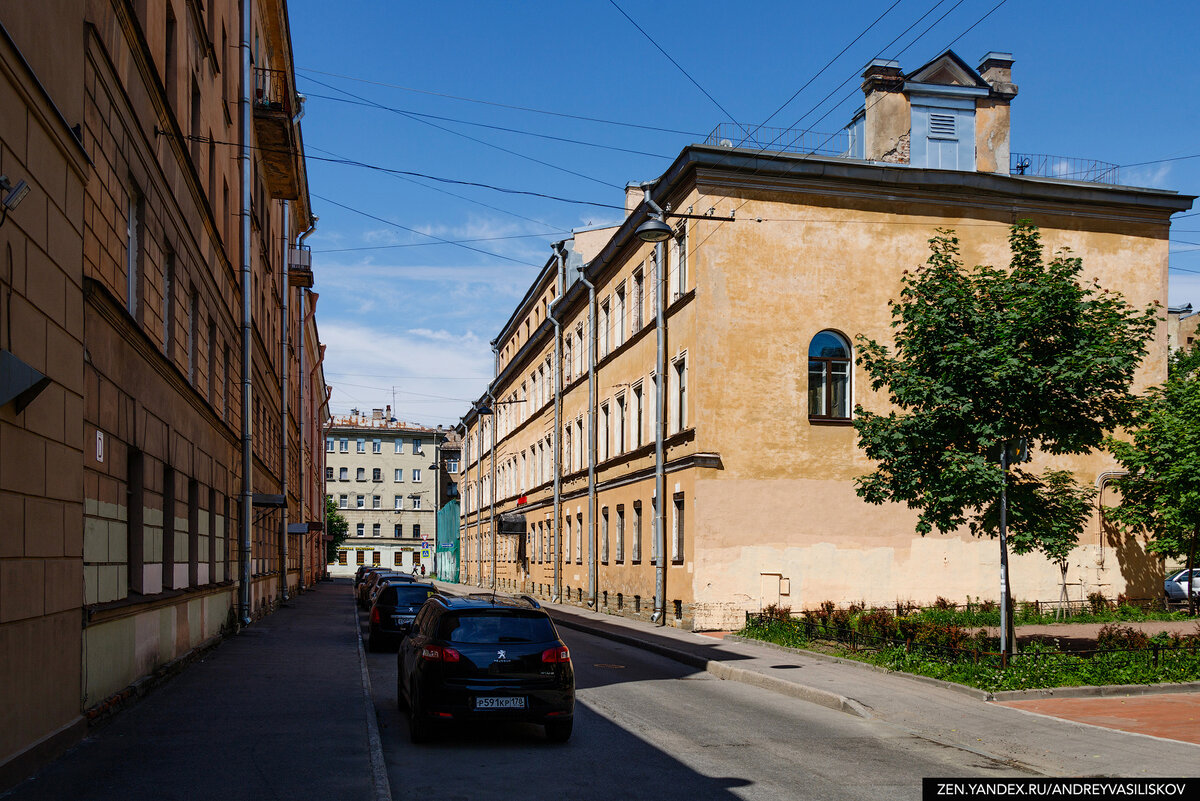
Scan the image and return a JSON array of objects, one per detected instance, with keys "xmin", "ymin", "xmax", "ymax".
[
  {"xmin": 645, "ymin": 184, "xmax": 668, "ymax": 626},
  {"xmin": 294, "ymin": 218, "xmax": 316, "ymax": 590},
  {"xmin": 279, "ymin": 202, "xmax": 289, "ymax": 603},
  {"xmin": 488, "ymin": 379, "xmax": 497, "ymax": 590},
  {"xmin": 475, "ymin": 410, "xmax": 483, "ymax": 586},
  {"xmin": 549, "ymin": 243, "xmax": 566, "ymax": 606},
  {"xmin": 576, "ymin": 269, "xmax": 597, "ymax": 606},
  {"xmin": 238, "ymin": 0, "xmax": 253, "ymax": 626}
]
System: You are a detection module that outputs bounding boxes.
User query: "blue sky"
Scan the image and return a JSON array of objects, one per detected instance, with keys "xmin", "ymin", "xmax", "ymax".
[{"xmin": 287, "ymin": 0, "xmax": 1200, "ymax": 426}]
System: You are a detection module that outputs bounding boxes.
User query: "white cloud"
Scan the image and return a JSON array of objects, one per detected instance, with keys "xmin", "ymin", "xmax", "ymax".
[{"xmin": 1122, "ymin": 163, "xmax": 1173, "ymax": 190}]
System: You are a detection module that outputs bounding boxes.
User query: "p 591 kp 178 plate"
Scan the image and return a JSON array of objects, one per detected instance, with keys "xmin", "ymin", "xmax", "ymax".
[{"xmin": 474, "ymin": 696, "xmax": 526, "ymax": 710}]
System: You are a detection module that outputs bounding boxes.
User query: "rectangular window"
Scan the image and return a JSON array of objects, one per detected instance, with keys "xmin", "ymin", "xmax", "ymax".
[
  {"xmin": 650, "ymin": 495, "xmax": 658, "ymax": 564},
  {"xmin": 411, "ymin": 496, "xmax": 422, "ymax": 510},
  {"xmin": 162, "ymin": 249, "xmax": 175, "ymax": 355},
  {"xmin": 672, "ymin": 492, "xmax": 684, "ymax": 563},
  {"xmin": 372, "ymin": 523, "xmax": 380, "ymax": 537},
  {"xmin": 575, "ymin": 325, "xmax": 584, "ymax": 376},
  {"xmin": 413, "ymin": 524, "xmax": 421, "ymax": 539},
  {"xmin": 616, "ymin": 505, "xmax": 625, "ymax": 563},
  {"xmin": 327, "ymin": 437, "xmax": 334, "ymax": 453},
  {"xmin": 356, "ymin": 467, "xmax": 365, "ymax": 481},
  {"xmin": 394, "ymin": 524, "xmax": 402, "ymax": 538},
  {"xmin": 187, "ymin": 284, "xmax": 198, "ymax": 383},
  {"xmin": 356, "ymin": 523, "xmax": 364, "ymax": 537},
  {"xmin": 355, "ymin": 550, "xmax": 364, "ymax": 565},
  {"xmin": 412, "ymin": 438, "xmax": 423, "ymax": 453},
  {"xmin": 372, "ymin": 551, "xmax": 380, "ymax": 566},
  {"xmin": 394, "ymin": 469, "xmax": 403, "ymax": 482},
  {"xmin": 575, "ymin": 512, "xmax": 583, "ymax": 564},
  {"xmin": 339, "ymin": 467, "xmax": 348, "ymax": 481},
  {"xmin": 564, "ymin": 339, "xmax": 573, "ymax": 383},
  {"xmin": 126, "ymin": 182, "xmax": 143, "ymax": 317},
  {"xmin": 372, "ymin": 495, "xmax": 380, "ymax": 509},
  {"xmin": 564, "ymin": 517, "xmax": 571, "ymax": 566},
  {"xmin": 325, "ymin": 467, "xmax": 334, "ymax": 481},
  {"xmin": 632, "ymin": 268, "xmax": 644, "ymax": 332},
  {"xmin": 673, "ymin": 357, "xmax": 688, "ymax": 432},
  {"xmin": 447, "ymin": 458, "xmax": 459, "ymax": 474},
  {"xmin": 633, "ymin": 383, "xmax": 644, "ymax": 448},
  {"xmin": 615, "ymin": 284, "xmax": 626, "ymax": 348},
  {"xmin": 356, "ymin": 438, "xmax": 365, "ymax": 453},
  {"xmin": 412, "ymin": 469, "xmax": 422, "ymax": 482},
  {"xmin": 339, "ymin": 494, "xmax": 347, "ymax": 509},
  {"xmin": 599, "ymin": 299, "xmax": 610, "ymax": 357},
  {"xmin": 339, "ymin": 438, "xmax": 348, "ymax": 453},
  {"xmin": 394, "ymin": 495, "xmax": 402, "ymax": 510},
  {"xmin": 372, "ymin": 438, "xmax": 381, "ymax": 453},
  {"xmin": 372, "ymin": 468, "xmax": 382, "ymax": 482},
  {"xmin": 673, "ymin": 226, "xmax": 688, "ymax": 299},
  {"xmin": 339, "ymin": 551, "xmax": 348, "ymax": 566},
  {"xmin": 356, "ymin": 495, "xmax": 364, "ymax": 509},
  {"xmin": 600, "ymin": 403, "xmax": 610, "ymax": 461},
  {"xmin": 601, "ymin": 507, "xmax": 609, "ymax": 564},
  {"xmin": 632, "ymin": 500, "xmax": 642, "ymax": 563},
  {"xmin": 393, "ymin": 550, "xmax": 402, "ymax": 565},
  {"xmin": 616, "ymin": 394, "xmax": 626, "ymax": 453}
]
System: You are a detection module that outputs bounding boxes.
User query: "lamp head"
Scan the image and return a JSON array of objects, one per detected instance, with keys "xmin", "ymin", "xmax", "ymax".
[
  {"xmin": 635, "ymin": 217, "xmax": 673, "ymax": 243},
  {"xmin": 1, "ymin": 176, "xmax": 30, "ymax": 211}
]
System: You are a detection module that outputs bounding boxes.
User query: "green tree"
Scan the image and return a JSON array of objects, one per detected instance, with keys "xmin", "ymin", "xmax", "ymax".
[
  {"xmin": 1105, "ymin": 346, "xmax": 1200, "ymax": 615},
  {"xmin": 854, "ymin": 222, "xmax": 1158, "ymax": 648},
  {"xmin": 325, "ymin": 496, "xmax": 349, "ymax": 565}
]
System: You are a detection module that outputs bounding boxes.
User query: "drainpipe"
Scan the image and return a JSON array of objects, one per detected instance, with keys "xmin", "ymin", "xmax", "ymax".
[
  {"xmin": 488, "ymin": 379, "xmax": 497, "ymax": 590},
  {"xmin": 279, "ymin": 202, "xmax": 289, "ymax": 603},
  {"xmin": 644, "ymin": 184, "xmax": 668, "ymax": 626},
  {"xmin": 475, "ymin": 410, "xmax": 483, "ymax": 586},
  {"xmin": 576, "ymin": 268, "xmax": 597, "ymax": 606},
  {"xmin": 549, "ymin": 243, "xmax": 567, "ymax": 605},
  {"xmin": 238, "ymin": 0, "xmax": 253, "ymax": 626},
  {"xmin": 294, "ymin": 218, "xmax": 316, "ymax": 590}
]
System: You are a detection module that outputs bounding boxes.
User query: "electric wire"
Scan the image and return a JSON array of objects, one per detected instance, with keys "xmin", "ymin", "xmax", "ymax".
[
  {"xmin": 295, "ymin": 66, "xmax": 704, "ymax": 136},
  {"xmin": 313, "ymin": 233, "xmax": 559, "ymax": 254}
]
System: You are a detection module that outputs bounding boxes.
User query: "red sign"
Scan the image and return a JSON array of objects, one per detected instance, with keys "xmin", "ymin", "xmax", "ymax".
[{"xmin": 517, "ymin": 495, "xmax": 528, "ymax": 506}]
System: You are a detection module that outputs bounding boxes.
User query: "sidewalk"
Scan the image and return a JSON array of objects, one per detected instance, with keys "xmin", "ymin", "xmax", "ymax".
[
  {"xmin": 434, "ymin": 581, "xmax": 1200, "ymax": 776},
  {"xmin": 3, "ymin": 580, "xmax": 383, "ymax": 801}
]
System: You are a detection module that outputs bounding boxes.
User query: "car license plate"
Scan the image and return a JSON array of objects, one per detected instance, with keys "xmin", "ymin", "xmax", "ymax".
[
  {"xmin": 475, "ymin": 696, "xmax": 525, "ymax": 710},
  {"xmin": 392, "ymin": 616, "xmax": 414, "ymax": 625}
]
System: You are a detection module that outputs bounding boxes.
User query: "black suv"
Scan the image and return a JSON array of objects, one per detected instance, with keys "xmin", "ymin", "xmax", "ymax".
[
  {"xmin": 368, "ymin": 582, "xmax": 437, "ymax": 651},
  {"xmin": 397, "ymin": 594, "xmax": 574, "ymax": 743}
]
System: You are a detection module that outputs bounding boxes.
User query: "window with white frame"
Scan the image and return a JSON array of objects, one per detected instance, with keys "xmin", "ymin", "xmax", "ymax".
[
  {"xmin": 356, "ymin": 523, "xmax": 364, "ymax": 537},
  {"xmin": 339, "ymin": 494, "xmax": 347, "ymax": 509},
  {"xmin": 326, "ymin": 437, "xmax": 334, "ymax": 452},
  {"xmin": 575, "ymin": 512, "xmax": 583, "ymax": 563},
  {"xmin": 650, "ymin": 494, "xmax": 658, "ymax": 563},
  {"xmin": 632, "ymin": 268, "xmax": 644, "ymax": 332},
  {"xmin": 447, "ymin": 457, "xmax": 459, "ymax": 474},
  {"xmin": 372, "ymin": 468, "xmax": 381, "ymax": 482},
  {"xmin": 632, "ymin": 500, "xmax": 642, "ymax": 562},
  {"xmin": 372, "ymin": 438, "xmax": 381, "ymax": 453},
  {"xmin": 356, "ymin": 438, "xmax": 365, "ymax": 453},
  {"xmin": 339, "ymin": 467, "xmax": 348, "ymax": 481},
  {"xmin": 394, "ymin": 495, "xmax": 402, "ymax": 510},
  {"xmin": 412, "ymin": 468, "xmax": 421, "ymax": 482},
  {"xmin": 564, "ymin": 427, "xmax": 572, "ymax": 473},
  {"xmin": 325, "ymin": 467, "xmax": 334, "ymax": 481},
  {"xmin": 672, "ymin": 492, "xmax": 684, "ymax": 563},
  {"xmin": 411, "ymin": 495, "xmax": 422, "ymax": 510},
  {"xmin": 413, "ymin": 438, "xmax": 423, "ymax": 453},
  {"xmin": 372, "ymin": 495, "xmax": 380, "ymax": 509},
  {"xmin": 616, "ymin": 393, "xmax": 626, "ymax": 453},
  {"xmin": 564, "ymin": 339, "xmax": 573, "ymax": 383},
  {"xmin": 672, "ymin": 356, "xmax": 688, "ymax": 433},
  {"xmin": 601, "ymin": 506, "xmax": 609, "ymax": 564},
  {"xmin": 672, "ymin": 225, "xmax": 688, "ymax": 299},
  {"xmin": 356, "ymin": 467, "xmax": 366, "ymax": 481},
  {"xmin": 632, "ymin": 382, "xmax": 644, "ymax": 448},
  {"xmin": 393, "ymin": 524, "xmax": 402, "ymax": 538},
  {"xmin": 356, "ymin": 495, "xmax": 365, "ymax": 509},
  {"xmin": 394, "ymin": 439, "xmax": 403, "ymax": 453},
  {"xmin": 394, "ymin": 468, "xmax": 403, "ymax": 482},
  {"xmin": 616, "ymin": 505, "xmax": 625, "ymax": 563},
  {"xmin": 372, "ymin": 523, "xmax": 380, "ymax": 537},
  {"xmin": 615, "ymin": 283, "xmax": 626, "ymax": 348},
  {"xmin": 599, "ymin": 298, "xmax": 610, "ymax": 357},
  {"xmin": 575, "ymin": 325, "xmax": 584, "ymax": 376},
  {"xmin": 564, "ymin": 516, "xmax": 571, "ymax": 567},
  {"xmin": 600, "ymin": 402, "xmax": 610, "ymax": 461},
  {"xmin": 575, "ymin": 418, "xmax": 584, "ymax": 469},
  {"xmin": 339, "ymin": 438, "xmax": 348, "ymax": 452}
]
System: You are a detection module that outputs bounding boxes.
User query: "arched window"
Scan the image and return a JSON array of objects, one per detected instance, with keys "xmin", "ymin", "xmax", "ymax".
[{"xmin": 808, "ymin": 330, "xmax": 851, "ymax": 420}]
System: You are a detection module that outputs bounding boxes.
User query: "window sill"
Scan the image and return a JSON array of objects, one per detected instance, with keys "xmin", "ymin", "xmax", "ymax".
[{"xmin": 808, "ymin": 417, "xmax": 853, "ymax": 427}]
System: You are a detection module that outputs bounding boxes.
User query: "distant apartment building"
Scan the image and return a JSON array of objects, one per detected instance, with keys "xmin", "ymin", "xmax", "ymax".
[
  {"xmin": 325, "ymin": 408, "xmax": 446, "ymax": 575},
  {"xmin": 1, "ymin": 0, "xmax": 327, "ymax": 786},
  {"xmin": 459, "ymin": 50, "xmax": 1194, "ymax": 630}
]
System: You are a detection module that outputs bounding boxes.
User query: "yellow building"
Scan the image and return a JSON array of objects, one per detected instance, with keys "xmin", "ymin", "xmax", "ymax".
[{"xmin": 459, "ymin": 51, "xmax": 1193, "ymax": 630}]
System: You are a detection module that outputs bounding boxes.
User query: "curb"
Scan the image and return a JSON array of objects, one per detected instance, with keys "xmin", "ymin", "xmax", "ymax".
[
  {"xmin": 354, "ymin": 602, "xmax": 393, "ymax": 801},
  {"xmin": 549, "ymin": 612, "xmax": 869, "ymax": 719}
]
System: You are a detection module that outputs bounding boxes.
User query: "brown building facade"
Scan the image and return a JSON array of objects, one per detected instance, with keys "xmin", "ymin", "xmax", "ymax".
[{"xmin": 0, "ymin": 0, "xmax": 328, "ymax": 785}]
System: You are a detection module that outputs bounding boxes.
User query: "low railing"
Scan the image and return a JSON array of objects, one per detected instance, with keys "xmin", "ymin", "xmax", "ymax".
[
  {"xmin": 1010, "ymin": 152, "xmax": 1120, "ymax": 185},
  {"xmin": 705, "ymin": 123, "xmax": 848, "ymax": 157},
  {"xmin": 253, "ymin": 67, "xmax": 292, "ymax": 115}
]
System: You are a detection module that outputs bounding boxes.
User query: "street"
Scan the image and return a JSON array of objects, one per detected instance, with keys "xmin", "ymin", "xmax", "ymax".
[{"xmin": 359, "ymin": 607, "xmax": 1019, "ymax": 801}]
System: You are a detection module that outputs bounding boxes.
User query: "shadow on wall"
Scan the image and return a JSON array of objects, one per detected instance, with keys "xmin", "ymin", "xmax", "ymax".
[{"xmin": 1104, "ymin": 516, "xmax": 1161, "ymax": 600}]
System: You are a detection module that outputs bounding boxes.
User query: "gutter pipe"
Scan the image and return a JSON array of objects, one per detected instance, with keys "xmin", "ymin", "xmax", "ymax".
[
  {"xmin": 549, "ymin": 242, "xmax": 567, "ymax": 604},
  {"xmin": 294, "ymin": 217, "xmax": 316, "ymax": 589},
  {"xmin": 643, "ymin": 184, "xmax": 669, "ymax": 626},
  {"xmin": 576, "ymin": 268, "xmax": 597, "ymax": 606},
  {"xmin": 279, "ymin": 201, "xmax": 289, "ymax": 603},
  {"xmin": 488, "ymin": 379, "xmax": 496, "ymax": 589}
]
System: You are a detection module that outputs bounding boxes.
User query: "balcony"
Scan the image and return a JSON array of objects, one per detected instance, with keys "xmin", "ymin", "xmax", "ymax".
[
  {"xmin": 288, "ymin": 244, "xmax": 313, "ymax": 287},
  {"xmin": 253, "ymin": 67, "xmax": 301, "ymax": 200}
]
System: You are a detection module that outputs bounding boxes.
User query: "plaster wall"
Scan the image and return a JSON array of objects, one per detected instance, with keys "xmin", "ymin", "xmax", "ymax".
[
  {"xmin": 975, "ymin": 99, "xmax": 1011, "ymax": 174},
  {"xmin": 862, "ymin": 90, "xmax": 910, "ymax": 162}
]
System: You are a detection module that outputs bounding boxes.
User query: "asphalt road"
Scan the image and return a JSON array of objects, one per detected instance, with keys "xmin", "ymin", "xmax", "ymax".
[{"xmin": 360, "ymin": 614, "xmax": 1020, "ymax": 801}]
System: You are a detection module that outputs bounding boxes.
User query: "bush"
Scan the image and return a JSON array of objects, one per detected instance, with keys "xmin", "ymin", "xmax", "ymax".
[
  {"xmin": 1088, "ymin": 591, "xmax": 1111, "ymax": 615},
  {"xmin": 761, "ymin": 603, "xmax": 792, "ymax": 622},
  {"xmin": 1097, "ymin": 624, "xmax": 1149, "ymax": 650}
]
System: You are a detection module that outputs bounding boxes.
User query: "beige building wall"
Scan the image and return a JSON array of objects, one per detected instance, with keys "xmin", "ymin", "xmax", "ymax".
[{"xmin": 326, "ymin": 414, "xmax": 440, "ymax": 575}]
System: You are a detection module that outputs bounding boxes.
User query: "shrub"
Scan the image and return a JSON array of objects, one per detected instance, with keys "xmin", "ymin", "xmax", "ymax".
[
  {"xmin": 1097, "ymin": 624, "xmax": 1149, "ymax": 650},
  {"xmin": 1088, "ymin": 591, "xmax": 1111, "ymax": 615},
  {"xmin": 933, "ymin": 596, "xmax": 955, "ymax": 610},
  {"xmin": 761, "ymin": 603, "xmax": 792, "ymax": 622},
  {"xmin": 855, "ymin": 608, "xmax": 896, "ymax": 641}
]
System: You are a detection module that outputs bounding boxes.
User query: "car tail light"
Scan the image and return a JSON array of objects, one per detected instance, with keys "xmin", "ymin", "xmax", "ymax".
[
  {"xmin": 542, "ymin": 646, "xmax": 570, "ymax": 664},
  {"xmin": 421, "ymin": 645, "xmax": 462, "ymax": 662},
  {"xmin": 369, "ymin": 607, "xmax": 380, "ymax": 625}
]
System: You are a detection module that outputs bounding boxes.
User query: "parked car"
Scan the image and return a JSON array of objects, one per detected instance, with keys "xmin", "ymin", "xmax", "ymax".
[
  {"xmin": 397, "ymin": 594, "xmax": 574, "ymax": 744},
  {"xmin": 355, "ymin": 566, "xmax": 388, "ymax": 590},
  {"xmin": 358, "ymin": 571, "xmax": 403, "ymax": 608},
  {"xmin": 367, "ymin": 583, "xmax": 438, "ymax": 651},
  {"xmin": 366, "ymin": 575, "xmax": 417, "ymax": 609},
  {"xmin": 1164, "ymin": 568, "xmax": 1200, "ymax": 603}
]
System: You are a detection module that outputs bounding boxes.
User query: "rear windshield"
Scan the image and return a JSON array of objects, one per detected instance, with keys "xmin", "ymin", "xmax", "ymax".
[
  {"xmin": 379, "ymin": 586, "xmax": 437, "ymax": 605},
  {"xmin": 438, "ymin": 611, "xmax": 556, "ymax": 644}
]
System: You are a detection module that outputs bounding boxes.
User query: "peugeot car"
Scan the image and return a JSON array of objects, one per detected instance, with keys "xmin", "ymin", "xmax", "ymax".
[{"xmin": 397, "ymin": 594, "xmax": 574, "ymax": 743}]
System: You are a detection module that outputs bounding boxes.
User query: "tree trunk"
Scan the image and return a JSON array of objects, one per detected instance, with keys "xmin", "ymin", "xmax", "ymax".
[
  {"xmin": 1058, "ymin": 560, "xmax": 1069, "ymax": 622},
  {"xmin": 1005, "ymin": 583, "xmax": 1016, "ymax": 650}
]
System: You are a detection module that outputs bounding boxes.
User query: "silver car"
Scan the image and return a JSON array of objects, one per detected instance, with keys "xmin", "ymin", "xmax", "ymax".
[{"xmin": 1164, "ymin": 568, "xmax": 1200, "ymax": 603}]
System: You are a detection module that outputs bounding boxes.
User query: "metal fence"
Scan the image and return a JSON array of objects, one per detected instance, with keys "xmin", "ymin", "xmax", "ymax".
[
  {"xmin": 1010, "ymin": 152, "xmax": 1120, "ymax": 185},
  {"xmin": 704, "ymin": 123, "xmax": 849, "ymax": 157},
  {"xmin": 253, "ymin": 67, "xmax": 293, "ymax": 115}
]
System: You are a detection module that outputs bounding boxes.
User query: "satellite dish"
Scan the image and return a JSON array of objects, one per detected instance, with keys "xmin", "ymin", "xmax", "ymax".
[{"xmin": 719, "ymin": 139, "xmax": 733, "ymax": 148}]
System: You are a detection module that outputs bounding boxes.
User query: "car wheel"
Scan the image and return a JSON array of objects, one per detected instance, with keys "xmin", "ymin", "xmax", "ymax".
[
  {"xmin": 366, "ymin": 633, "xmax": 378, "ymax": 652},
  {"xmin": 544, "ymin": 719, "xmax": 573, "ymax": 743},
  {"xmin": 396, "ymin": 675, "xmax": 408, "ymax": 711},
  {"xmin": 409, "ymin": 685, "xmax": 431, "ymax": 744}
]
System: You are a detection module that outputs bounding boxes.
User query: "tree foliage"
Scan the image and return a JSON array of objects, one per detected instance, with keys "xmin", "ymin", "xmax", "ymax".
[
  {"xmin": 854, "ymin": 222, "xmax": 1157, "ymax": 567},
  {"xmin": 325, "ymin": 496, "xmax": 349, "ymax": 564},
  {"xmin": 1105, "ymin": 346, "xmax": 1200, "ymax": 613}
]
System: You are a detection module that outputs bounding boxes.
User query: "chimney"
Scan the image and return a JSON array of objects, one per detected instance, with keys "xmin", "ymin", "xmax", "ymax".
[
  {"xmin": 385, "ymin": 404, "xmax": 392, "ymax": 421},
  {"xmin": 625, "ymin": 182, "xmax": 642, "ymax": 216},
  {"xmin": 974, "ymin": 52, "xmax": 1017, "ymax": 174},
  {"xmin": 372, "ymin": 407, "xmax": 383, "ymax": 420},
  {"xmin": 860, "ymin": 59, "xmax": 910, "ymax": 163}
]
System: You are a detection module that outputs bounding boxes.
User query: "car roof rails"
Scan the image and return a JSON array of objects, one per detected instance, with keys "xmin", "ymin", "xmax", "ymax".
[{"xmin": 518, "ymin": 594, "xmax": 541, "ymax": 609}]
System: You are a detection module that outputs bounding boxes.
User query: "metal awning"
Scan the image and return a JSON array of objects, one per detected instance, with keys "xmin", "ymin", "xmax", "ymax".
[
  {"xmin": 252, "ymin": 493, "xmax": 287, "ymax": 508},
  {"xmin": 498, "ymin": 512, "xmax": 526, "ymax": 535}
]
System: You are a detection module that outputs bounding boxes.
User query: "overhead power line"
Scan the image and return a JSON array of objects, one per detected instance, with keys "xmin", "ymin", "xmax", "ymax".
[
  {"xmin": 313, "ymin": 233, "xmax": 558, "ymax": 255},
  {"xmin": 295, "ymin": 66, "xmax": 704, "ymax": 136}
]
